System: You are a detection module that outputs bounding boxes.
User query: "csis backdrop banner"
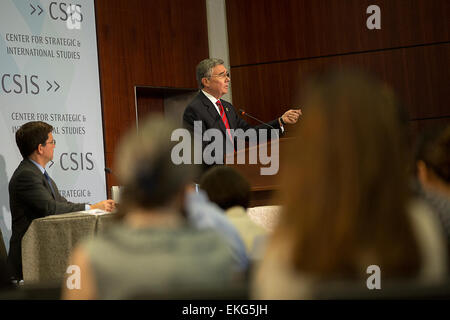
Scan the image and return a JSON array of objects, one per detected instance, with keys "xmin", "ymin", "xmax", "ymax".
[{"xmin": 0, "ymin": 0, "xmax": 106, "ymax": 251}]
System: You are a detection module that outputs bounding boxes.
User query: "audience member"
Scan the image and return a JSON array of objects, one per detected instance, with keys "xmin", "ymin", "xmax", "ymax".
[
  {"xmin": 62, "ymin": 116, "xmax": 237, "ymax": 299},
  {"xmin": 252, "ymin": 70, "xmax": 448, "ymax": 299},
  {"xmin": 8, "ymin": 121, "xmax": 114, "ymax": 280},
  {"xmin": 200, "ymin": 166, "xmax": 267, "ymax": 256},
  {"xmin": 184, "ymin": 188, "xmax": 249, "ymax": 273},
  {"xmin": 414, "ymin": 125, "xmax": 450, "ymax": 240}
]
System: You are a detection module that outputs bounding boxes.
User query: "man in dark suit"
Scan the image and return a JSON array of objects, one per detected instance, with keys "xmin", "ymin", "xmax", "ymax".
[
  {"xmin": 183, "ymin": 58, "xmax": 301, "ymax": 164},
  {"xmin": 8, "ymin": 121, "xmax": 115, "ymax": 280}
]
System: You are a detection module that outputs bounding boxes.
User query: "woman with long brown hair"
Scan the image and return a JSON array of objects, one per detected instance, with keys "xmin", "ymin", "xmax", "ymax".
[{"xmin": 253, "ymin": 70, "xmax": 448, "ymax": 299}]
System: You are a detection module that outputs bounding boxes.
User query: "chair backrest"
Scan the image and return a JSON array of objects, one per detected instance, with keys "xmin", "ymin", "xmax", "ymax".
[
  {"xmin": 0, "ymin": 283, "xmax": 62, "ymax": 300},
  {"xmin": 0, "ymin": 228, "xmax": 6, "ymax": 262},
  {"xmin": 311, "ymin": 279, "xmax": 450, "ymax": 300},
  {"xmin": 127, "ymin": 281, "xmax": 249, "ymax": 300},
  {"xmin": 247, "ymin": 205, "xmax": 281, "ymax": 232}
]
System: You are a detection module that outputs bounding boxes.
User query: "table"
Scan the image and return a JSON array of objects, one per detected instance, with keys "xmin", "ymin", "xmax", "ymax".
[
  {"xmin": 20, "ymin": 205, "xmax": 281, "ymax": 284},
  {"xmin": 21, "ymin": 211, "xmax": 115, "ymax": 284}
]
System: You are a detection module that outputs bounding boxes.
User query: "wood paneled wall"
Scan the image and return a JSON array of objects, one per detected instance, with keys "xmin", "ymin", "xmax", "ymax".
[
  {"xmin": 94, "ymin": 0, "xmax": 208, "ymax": 191},
  {"xmin": 226, "ymin": 0, "xmax": 450, "ymax": 135}
]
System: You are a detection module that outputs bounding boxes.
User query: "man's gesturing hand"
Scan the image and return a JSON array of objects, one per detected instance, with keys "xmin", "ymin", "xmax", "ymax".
[{"xmin": 281, "ymin": 108, "xmax": 302, "ymax": 125}]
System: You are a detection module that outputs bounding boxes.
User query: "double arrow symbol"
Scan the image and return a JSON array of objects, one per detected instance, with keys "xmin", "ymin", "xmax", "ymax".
[
  {"xmin": 30, "ymin": 4, "xmax": 43, "ymax": 16},
  {"xmin": 46, "ymin": 81, "xmax": 60, "ymax": 92}
]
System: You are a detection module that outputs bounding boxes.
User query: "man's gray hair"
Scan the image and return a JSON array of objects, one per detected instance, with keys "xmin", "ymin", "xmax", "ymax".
[{"xmin": 196, "ymin": 58, "xmax": 224, "ymax": 89}]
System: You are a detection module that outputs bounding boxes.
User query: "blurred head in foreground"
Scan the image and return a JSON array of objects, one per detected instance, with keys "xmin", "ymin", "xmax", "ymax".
[
  {"xmin": 63, "ymin": 116, "xmax": 236, "ymax": 299},
  {"xmin": 114, "ymin": 116, "xmax": 197, "ymax": 220},
  {"xmin": 253, "ymin": 70, "xmax": 448, "ymax": 299}
]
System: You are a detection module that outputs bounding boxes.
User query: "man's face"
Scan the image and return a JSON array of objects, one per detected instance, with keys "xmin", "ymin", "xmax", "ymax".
[
  {"xmin": 41, "ymin": 132, "xmax": 55, "ymax": 163},
  {"xmin": 202, "ymin": 64, "xmax": 230, "ymax": 99}
]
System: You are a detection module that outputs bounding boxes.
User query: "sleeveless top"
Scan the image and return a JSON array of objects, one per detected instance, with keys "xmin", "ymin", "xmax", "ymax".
[{"xmin": 82, "ymin": 224, "xmax": 235, "ymax": 299}]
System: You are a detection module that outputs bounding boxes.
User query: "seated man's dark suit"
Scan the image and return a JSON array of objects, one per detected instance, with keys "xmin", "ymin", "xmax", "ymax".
[
  {"xmin": 183, "ymin": 91, "xmax": 282, "ymax": 162},
  {"xmin": 8, "ymin": 158, "xmax": 85, "ymax": 279}
]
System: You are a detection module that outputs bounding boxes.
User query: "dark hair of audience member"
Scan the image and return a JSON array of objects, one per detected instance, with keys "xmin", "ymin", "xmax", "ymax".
[
  {"xmin": 415, "ymin": 125, "xmax": 450, "ymax": 184},
  {"xmin": 200, "ymin": 166, "xmax": 251, "ymax": 210},
  {"xmin": 15, "ymin": 121, "xmax": 53, "ymax": 158},
  {"xmin": 271, "ymin": 70, "xmax": 420, "ymax": 280},
  {"xmin": 113, "ymin": 116, "xmax": 198, "ymax": 220}
]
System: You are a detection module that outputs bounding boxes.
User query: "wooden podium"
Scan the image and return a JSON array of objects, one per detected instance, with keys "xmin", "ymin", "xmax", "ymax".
[{"xmin": 224, "ymin": 137, "xmax": 293, "ymax": 207}]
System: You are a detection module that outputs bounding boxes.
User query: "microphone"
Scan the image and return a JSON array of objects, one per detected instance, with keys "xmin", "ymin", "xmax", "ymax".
[{"xmin": 239, "ymin": 109, "xmax": 279, "ymax": 139}]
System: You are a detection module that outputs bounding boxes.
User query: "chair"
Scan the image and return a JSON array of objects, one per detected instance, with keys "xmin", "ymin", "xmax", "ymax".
[
  {"xmin": 311, "ymin": 279, "xmax": 450, "ymax": 300},
  {"xmin": 128, "ymin": 281, "xmax": 249, "ymax": 300},
  {"xmin": 247, "ymin": 205, "xmax": 281, "ymax": 232},
  {"xmin": 0, "ymin": 228, "xmax": 7, "ymax": 263},
  {"xmin": 0, "ymin": 282, "xmax": 62, "ymax": 300}
]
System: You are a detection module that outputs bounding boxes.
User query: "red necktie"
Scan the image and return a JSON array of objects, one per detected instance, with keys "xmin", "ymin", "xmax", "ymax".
[{"xmin": 216, "ymin": 100, "xmax": 233, "ymax": 143}]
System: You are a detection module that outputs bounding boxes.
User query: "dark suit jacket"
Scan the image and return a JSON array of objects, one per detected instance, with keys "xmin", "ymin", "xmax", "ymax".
[
  {"xmin": 183, "ymin": 91, "xmax": 282, "ymax": 163},
  {"xmin": 7, "ymin": 158, "xmax": 85, "ymax": 279}
]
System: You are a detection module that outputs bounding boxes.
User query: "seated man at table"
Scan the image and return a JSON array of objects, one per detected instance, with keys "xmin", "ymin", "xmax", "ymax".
[{"xmin": 8, "ymin": 121, "xmax": 115, "ymax": 280}]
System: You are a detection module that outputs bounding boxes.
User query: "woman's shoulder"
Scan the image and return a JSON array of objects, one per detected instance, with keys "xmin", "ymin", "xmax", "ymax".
[
  {"xmin": 81, "ymin": 224, "xmax": 232, "ymax": 255},
  {"xmin": 407, "ymin": 198, "xmax": 448, "ymax": 282}
]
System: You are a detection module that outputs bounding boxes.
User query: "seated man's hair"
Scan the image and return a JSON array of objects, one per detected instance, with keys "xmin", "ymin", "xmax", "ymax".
[
  {"xmin": 415, "ymin": 124, "xmax": 450, "ymax": 183},
  {"xmin": 15, "ymin": 121, "xmax": 53, "ymax": 158},
  {"xmin": 200, "ymin": 166, "xmax": 250, "ymax": 210}
]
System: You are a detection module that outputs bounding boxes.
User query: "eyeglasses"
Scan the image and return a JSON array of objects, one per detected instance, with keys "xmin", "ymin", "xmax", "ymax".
[
  {"xmin": 43, "ymin": 139, "xmax": 56, "ymax": 146},
  {"xmin": 209, "ymin": 71, "xmax": 230, "ymax": 79}
]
